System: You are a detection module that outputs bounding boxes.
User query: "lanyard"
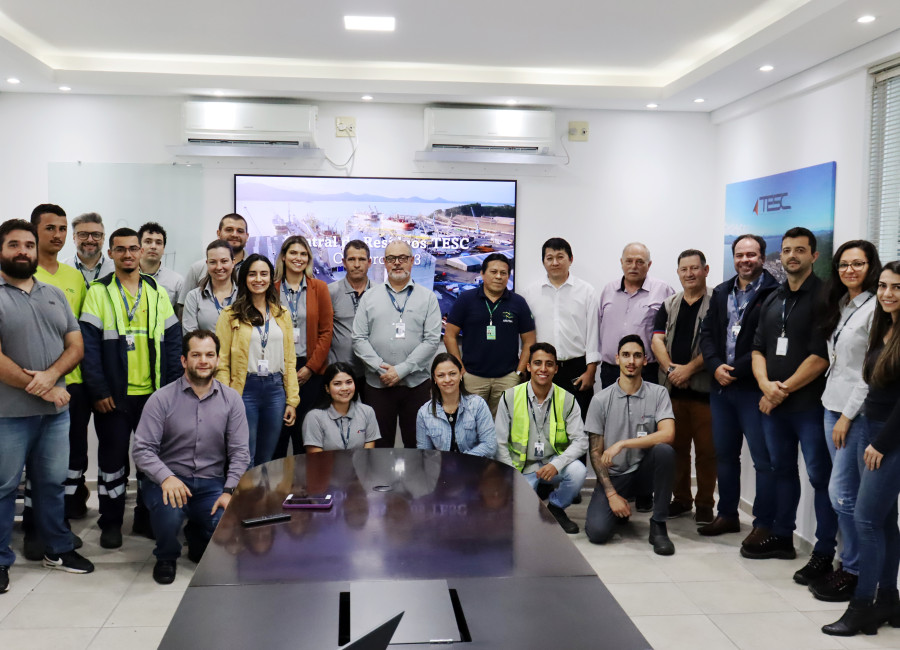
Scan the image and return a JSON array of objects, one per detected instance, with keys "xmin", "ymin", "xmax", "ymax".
[
  {"xmin": 77, "ymin": 258, "xmax": 104, "ymax": 288},
  {"xmin": 484, "ymin": 298, "xmax": 502, "ymax": 325},
  {"xmin": 832, "ymin": 294, "xmax": 875, "ymax": 350},
  {"xmin": 283, "ymin": 280, "xmax": 304, "ymax": 325},
  {"xmin": 528, "ymin": 391, "xmax": 553, "ymax": 435},
  {"xmin": 386, "ymin": 285, "xmax": 413, "ymax": 319},
  {"xmin": 212, "ymin": 291, "xmax": 233, "ymax": 314},
  {"xmin": 731, "ymin": 285, "xmax": 751, "ymax": 322},
  {"xmin": 255, "ymin": 306, "xmax": 270, "ymax": 349},
  {"xmin": 780, "ymin": 296, "xmax": 799, "ymax": 336},
  {"xmin": 116, "ymin": 276, "xmax": 143, "ymax": 322},
  {"xmin": 337, "ymin": 416, "xmax": 351, "ymax": 449}
]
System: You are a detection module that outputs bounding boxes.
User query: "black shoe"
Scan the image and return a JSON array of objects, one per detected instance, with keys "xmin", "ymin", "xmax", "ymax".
[
  {"xmin": 571, "ymin": 493, "xmax": 583, "ymax": 505},
  {"xmin": 187, "ymin": 546, "xmax": 204, "ymax": 564},
  {"xmin": 793, "ymin": 552, "xmax": 834, "ymax": 585},
  {"xmin": 71, "ymin": 532, "xmax": 83, "ymax": 550},
  {"xmin": 810, "ymin": 568, "xmax": 857, "ymax": 602},
  {"xmin": 667, "ymin": 501, "xmax": 692, "ymax": 519},
  {"xmin": 697, "ymin": 516, "xmax": 741, "ymax": 537},
  {"xmin": 0, "ymin": 565, "xmax": 8, "ymax": 593},
  {"xmin": 694, "ymin": 506, "xmax": 715, "ymax": 525},
  {"xmin": 739, "ymin": 534, "xmax": 796, "ymax": 559},
  {"xmin": 546, "ymin": 503, "xmax": 579, "ymax": 534},
  {"xmin": 822, "ymin": 599, "xmax": 880, "ymax": 636},
  {"xmin": 42, "ymin": 550, "xmax": 94, "ymax": 574},
  {"xmin": 875, "ymin": 588, "xmax": 900, "ymax": 628},
  {"xmin": 535, "ymin": 483, "xmax": 553, "ymax": 501},
  {"xmin": 635, "ymin": 495, "xmax": 653, "ymax": 513},
  {"xmin": 23, "ymin": 535, "xmax": 43, "ymax": 562},
  {"xmin": 649, "ymin": 519, "xmax": 675, "ymax": 555},
  {"xmin": 152, "ymin": 559, "xmax": 177, "ymax": 585},
  {"xmin": 100, "ymin": 526, "xmax": 123, "ymax": 549}
]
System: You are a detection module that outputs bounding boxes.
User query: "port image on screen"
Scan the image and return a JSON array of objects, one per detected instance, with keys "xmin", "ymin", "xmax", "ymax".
[{"xmin": 234, "ymin": 175, "xmax": 517, "ymax": 318}]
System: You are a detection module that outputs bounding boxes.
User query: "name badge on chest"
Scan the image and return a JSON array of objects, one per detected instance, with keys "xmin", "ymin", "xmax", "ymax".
[
  {"xmin": 486, "ymin": 325, "xmax": 496, "ymax": 341},
  {"xmin": 394, "ymin": 321, "xmax": 406, "ymax": 339},
  {"xmin": 257, "ymin": 359, "xmax": 269, "ymax": 376},
  {"xmin": 636, "ymin": 422, "xmax": 649, "ymax": 438},
  {"xmin": 731, "ymin": 324, "xmax": 741, "ymax": 338},
  {"xmin": 776, "ymin": 336, "xmax": 789, "ymax": 356},
  {"xmin": 293, "ymin": 327, "xmax": 300, "ymax": 344},
  {"xmin": 125, "ymin": 334, "xmax": 136, "ymax": 352},
  {"xmin": 534, "ymin": 441, "xmax": 544, "ymax": 458}
]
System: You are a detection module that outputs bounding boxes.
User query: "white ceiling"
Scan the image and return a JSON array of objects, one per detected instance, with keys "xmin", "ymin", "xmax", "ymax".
[{"xmin": 1, "ymin": 0, "xmax": 899, "ymax": 111}]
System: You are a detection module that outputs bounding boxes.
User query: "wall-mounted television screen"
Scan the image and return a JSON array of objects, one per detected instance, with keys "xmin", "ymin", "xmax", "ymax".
[{"xmin": 234, "ymin": 175, "xmax": 517, "ymax": 318}]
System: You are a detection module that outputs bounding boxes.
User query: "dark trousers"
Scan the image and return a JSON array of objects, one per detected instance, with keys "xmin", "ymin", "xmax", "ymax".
[
  {"xmin": 671, "ymin": 397, "xmax": 716, "ymax": 509},
  {"xmin": 94, "ymin": 394, "xmax": 150, "ymax": 530},
  {"xmin": 141, "ymin": 475, "xmax": 225, "ymax": 562},
  {"xmin": 600, "ymin": 362, "xmax": 660, "ymax": 389},
  {"xmin": 365, "ymin": 381, "xmax": 431, "ymax": 449},
  {"xmin": 553, "ymin": 356, "xmax": 593, "ymax": 421},
  {"xmin": 274, "ymin": 357, "xmax": 325, "ymax": 458},
  {"xmin": 585, "ymin": 443, "xmax": 675, "ymax": 544}
]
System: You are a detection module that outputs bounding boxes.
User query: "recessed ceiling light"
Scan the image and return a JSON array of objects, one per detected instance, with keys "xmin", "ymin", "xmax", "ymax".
[
  {"xmin": 759, "ymin": 65, "xmax": 774, "ymax": 72},
  {"xmin": 361, "ymin": 95, "xmax": 373, "ymax": 101},
  {"xmin": 6, "ymin": 77, "xmax": 20, "ymax": 84},
  {"xmin": 858, "ymin": 15, "xmax": 876, "ymax": 23},
  {"xmin": 646, "ymin": 103, "xmax": 659, "ymax": 109},
  {"xmin": 694, "ymin": 98, "xmax": 705, "ymax": 103},
  {"xmin": 344, "ymin": 15, "xmax": 395, "ymax": 31},
  {"xmin": 505, "ymin": 99, "xmax": 517, "ymax": 106},
  {"xmin": 58, "ymin": 85, "xmax": 71, "ymax": 92}
]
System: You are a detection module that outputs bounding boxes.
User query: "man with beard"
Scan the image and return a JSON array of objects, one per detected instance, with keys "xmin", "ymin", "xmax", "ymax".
[
  {"xmin": 177, "ymin": 213, "xmax": 249, "ymax": 311},
  {"xmin": 137, "ymin": 222, "xmax": 184, "ymax": 309},
  {"xmin": 80, "ymin": 228, "xmax": 181, "ymax": 550},
  {"xmin": 352, "ymin": 240, "xmax": 441, "ymax": 448},
  {"xmin": 747, "ymin": 227, "xmax": 835, "ymax": 588},
  {"xmin": 62, "ymin": 212, "xmax": 115, "ymax": 289},
  {"xmin": 0, "ymin": 219, "xmax": 94, "ymax": 594},
  {"xmin": 133, "ymin": 330, "xmax": 250, "ymax": 584}
]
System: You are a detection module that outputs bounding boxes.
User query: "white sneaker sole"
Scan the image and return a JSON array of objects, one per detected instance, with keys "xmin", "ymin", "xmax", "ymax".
[{"xmin": 41, "ymin": 557, "xmax": 91, "ymax": 573}]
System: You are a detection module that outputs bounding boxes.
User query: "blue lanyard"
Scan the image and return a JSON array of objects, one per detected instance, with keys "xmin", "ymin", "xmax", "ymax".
[
  {"xmin": 337, "ymin": 416, "xmax": 351, "ymax": 449},
  {"xmin": 212, "ymin": 292, "xmax": 232, "ymax": 313},
  {"xmin": 833, "ymin": 294, "xmax": 875, "ymax": 349},
  {"xmin": 77, "ymin": 258, "xmax": 104, "ymax": 288},
  {"xmin": 255, "ymin": 306, "xmax": 270, "ymax": 349},
  {"xmin": 282, "ymin": 280, "xmax": 304, "ymax": 325},
  {"xmin": 115, "ymin": 276, "xmax": 143, "ymax": 322},
  {"xmin": 386, "ymin": 285, "xmax": 413, "ymax": 319}
]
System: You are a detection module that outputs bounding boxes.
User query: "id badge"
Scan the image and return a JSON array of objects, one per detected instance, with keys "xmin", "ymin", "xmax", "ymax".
[
  {"xmin": 776, "ymin": 336, "xmax": 789, "ymax": 356},
  {"xmin": 731, "ymin": 324, "xmax": 741, "ymax": 338},
  {"xmin": 293, "ymin": 327, "xmax": 300, "ymax": 344},
  {"xmin": 486, "ymin": 325, "xmax": 497, "ymax": 341},
  {"xmin": 394, "ymin": 321, "xmax": 406, "ymax": 339},
  {"xmin": 636, "ymin": 422, "xmax": 649, "ymax": 438},
  {"xmin": 534, "ymin": 441, "xmax": 544, "ymax": 458},
  {"xmin": 257, "ymin": 359, "xmax": 269, "ymax": 376},
  {"xmin": 125, "ymin": 334, "xmax": 136, "ymax": 352}
]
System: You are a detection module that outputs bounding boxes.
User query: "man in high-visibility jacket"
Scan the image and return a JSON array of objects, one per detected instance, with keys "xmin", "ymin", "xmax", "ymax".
[{"xmin": 495, "ymin": 342, "xmax": 587, "ymax": 534}]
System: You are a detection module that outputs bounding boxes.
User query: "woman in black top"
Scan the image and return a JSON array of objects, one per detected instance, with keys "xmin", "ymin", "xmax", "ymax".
[{"xmin": 824, "ymin": 261, "xmax": 900, "ymax": 637}]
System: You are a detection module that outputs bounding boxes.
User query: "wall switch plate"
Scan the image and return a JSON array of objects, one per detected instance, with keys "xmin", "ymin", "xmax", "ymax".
[
  {"xmin": 568, "ymin": 121, "xmax": 589, "ymax": 142},
  {"xmin": 336, "ymin": 117, "xmax": 356, "ymax": 137}
]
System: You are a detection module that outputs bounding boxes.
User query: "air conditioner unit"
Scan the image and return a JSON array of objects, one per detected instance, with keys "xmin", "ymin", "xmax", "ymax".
[
  {"xmin": 183, "ymin": 101, "xmax": 318, "ymax": 148},
  {"xmin": 424, "ymin": 107, "xmax": 555, "ymax": 154}
]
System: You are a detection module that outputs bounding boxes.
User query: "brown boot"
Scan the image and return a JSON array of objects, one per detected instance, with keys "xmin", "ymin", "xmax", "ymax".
[{"xmin": 741, "ymin": 526, "xmax": 770, "ymax": 547}]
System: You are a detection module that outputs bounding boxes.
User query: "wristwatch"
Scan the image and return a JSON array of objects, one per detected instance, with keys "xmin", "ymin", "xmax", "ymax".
[
  {"xmin": 666, "ymin": 365, "xmax": 676, "ymax": 375},
  {"xmin": 222, "ymin": 487, "xmax": 235, "ymax": 495}
]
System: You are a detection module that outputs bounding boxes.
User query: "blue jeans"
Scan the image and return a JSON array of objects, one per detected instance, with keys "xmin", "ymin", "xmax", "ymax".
[
  {"xmin": 824, "ymin": 409, "xmax": 866, "ymax": 574},
  {"xmin": 141, "ymin": 476, "xmax": 226, "ymax": 561},
  {"xmin": 763, "ymin": 405, "xmax": 837, "ymax": 555},
  {"xmin": 522, "ymin": 459, "xmax": 586, "ymax": 509},
  {"xmin": 0, "ymin": 413, "xmax": 73, "ymax": 566},
  {"xmin": 854, "ymin": 419, "xmax": 900, "ymax": 601},
  {"xmin": 710, "ymin": 387, "xmax": 776, "ymax": 528},
  {"xmin": 242, "ymin": 373, "xmax": 286, "ymax": 466}
]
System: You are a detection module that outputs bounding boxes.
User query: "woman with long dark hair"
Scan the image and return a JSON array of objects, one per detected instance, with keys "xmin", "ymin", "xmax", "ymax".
[
  {"xmin": 302, "ymin": 362, "xmax": 380, "ymax": 452},
  {"xmin": 182, "ymin": 239, "xmax": 237, "ymax": 334},
  {"xmin": 823, "ymin": 261, "xmax": 900, "ymax": 636},
  {"xmin": 272, "ymin": 235, "xmax": 334, "ymax": 458},
  {"xmin": 215, "ymin": 254, "xmax": 299, "ymax": 466},
  {"xmin": 812, "ymin": 240, "xmax": 880, "ymax": 601},
  {"xmin": 416, "ymin": 353, "xmax": 497, "ymax": 457}
]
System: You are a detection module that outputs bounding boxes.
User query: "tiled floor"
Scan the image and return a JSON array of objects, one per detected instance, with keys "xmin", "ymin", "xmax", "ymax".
[{"xmin": 4, "ymin": 493, "xmax": 900, "ymax": 649}]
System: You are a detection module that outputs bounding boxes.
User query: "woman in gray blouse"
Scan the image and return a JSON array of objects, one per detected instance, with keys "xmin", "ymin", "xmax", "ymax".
[
  {"xmin": 182, "ymin": 239, "xmax": 238, "ymax": 334},
  {"xmin": 303, "ymin": 362, "xmax": 380, "ymax": 452}
]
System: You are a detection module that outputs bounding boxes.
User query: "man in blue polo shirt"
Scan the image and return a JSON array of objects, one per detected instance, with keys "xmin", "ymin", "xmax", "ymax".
[{"xmin": 444, "ymin": 253, "xmax": 536, "ymax": 417}]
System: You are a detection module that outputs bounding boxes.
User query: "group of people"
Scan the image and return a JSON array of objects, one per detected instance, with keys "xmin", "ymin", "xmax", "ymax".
[{"xmin": 1, "ymin": 206, "xmax": 899, "ymax": 640}]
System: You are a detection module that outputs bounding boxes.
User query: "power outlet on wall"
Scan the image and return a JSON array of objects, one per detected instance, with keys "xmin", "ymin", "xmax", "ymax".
[
  {"xmin": 336, "ymin": 117, "xmax": 357, "ymax": 137},
  {"xmin": 568, "ymin": 121, "xmax": 589, "ymax": 142}
]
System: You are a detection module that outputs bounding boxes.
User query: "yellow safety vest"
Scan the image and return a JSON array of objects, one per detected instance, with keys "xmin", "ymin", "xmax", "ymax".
[{"xmin": 507, "ymin": 383, "xmax": 571, "ymax": 471}]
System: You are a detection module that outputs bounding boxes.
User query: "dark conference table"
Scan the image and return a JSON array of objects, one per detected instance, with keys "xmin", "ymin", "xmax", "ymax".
[{"xmin": 161, "ymin": 449, "xmax": 651, "ymax": 649}]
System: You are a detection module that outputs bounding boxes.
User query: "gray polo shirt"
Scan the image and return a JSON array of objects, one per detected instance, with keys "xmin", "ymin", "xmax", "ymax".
[
  {"xmin": 351, "ymin": 280, "xmax": 442, "ymax": 388},
  {"xmin": 585, "ymin": 380, "xmax": 675, "ymax": 476},
  {"xmin": 0, "ymin": 277, "xmax": 80, "ymax": 417},
  {"xmin": 63, "ymin": 254, "xmax": 115, "ymax": 289},
  {"xmin": 146, "ymin": 265, "xmax": 184, "ymax": 309},
  {"xmin": 132, "ymin": 376, "xmax": 251, "ymax": 489},
  {"xmin": 328, "ymin": 276, "xmax": 371, "ymax": 376},
  {"xmin": 182, "ymin": 282, "xmax": 238, "ymax": 334},
  {"xmin": 302, "ymin": 402, "xmax": 380, "ymax": 450}
]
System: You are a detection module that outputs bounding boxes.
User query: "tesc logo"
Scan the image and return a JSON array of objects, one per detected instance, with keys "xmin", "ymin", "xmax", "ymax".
[{"xmin": 752, "ymin": 192, "xmax": 791, "ymax": 215}]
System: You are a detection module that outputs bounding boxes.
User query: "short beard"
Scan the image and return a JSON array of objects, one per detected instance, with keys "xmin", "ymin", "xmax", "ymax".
[
  {"xmin": 0, "ymin": 257, "xmax": 38, "ymax": 279},
  {"xmin": 77, "ymin": 247, "xmax": 101, "ymax": 261},
  {"xmin": 186, "ymin": 368, "xmax": 215, "ymax": 385},
  {"xmin": 119, "ymin": 266, "xmax": 137, "ymax": 274}
]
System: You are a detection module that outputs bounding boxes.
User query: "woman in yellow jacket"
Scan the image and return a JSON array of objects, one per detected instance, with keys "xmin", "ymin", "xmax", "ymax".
[{"xmin": 216, "ymin": 253, "xmax": 300, "ymax": 466}]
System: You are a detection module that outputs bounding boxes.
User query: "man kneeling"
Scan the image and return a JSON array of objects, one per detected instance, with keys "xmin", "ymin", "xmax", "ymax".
[
  {"xmin": 133, "ymin": 330, "xmax": 250, "ymax": 584},
  {"xmin": 585, "ymin": 335, "xmax": 677, "ymax": 554},
  {"xmin": 495, "ymin": 342, "xmax": 587, "ymax": 534}
]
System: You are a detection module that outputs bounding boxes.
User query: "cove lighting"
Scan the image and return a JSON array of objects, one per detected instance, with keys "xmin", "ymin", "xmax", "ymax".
[
  {"xmin": 6, "ymin": 77, "xmax": 20, "ymax": 84},
  {"xmin": 759, "ymin": 65, "xmax": 774, "ymax": 72},
  {"xmin": 646, "ymin": 103, "xmax": 658, "ymax": 109},
  {"xmin": 59, "ymin": 86, "xmax": 71, "ymax": 91},
  {"xmin": 858, "ymin": 15, "xmax": 876, "ymax": 24},
  {"xmin": 344, "ymin": 16, "xmax": 395, "ymax": 31}
]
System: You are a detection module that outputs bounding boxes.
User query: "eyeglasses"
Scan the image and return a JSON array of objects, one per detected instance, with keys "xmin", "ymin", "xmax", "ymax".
[
  {"xmin": 112, "ymin": 246, "xmax": 141, "ymax": 255},
  {"xmin": 385, "ymin": 255, "xmax": 411, "ymax": 264},
  {"xmin": 76, "ymin": 232, "xmax": 104, "ymax": 241},
  {"xmin": 838, "ymin": 261, "xmax": 868, "ymax": 272}
]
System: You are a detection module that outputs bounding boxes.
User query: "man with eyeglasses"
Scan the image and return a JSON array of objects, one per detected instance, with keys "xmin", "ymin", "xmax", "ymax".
[
  {"xmin": 177, "ymin": 213, "xmax": 249, "ymax": 312},
  {"xmin": 80, "ymin": 228, "xmax": 181, "ymax": 549},
  {"xmin": 352, "ymin": 240, "xmax": 441, "ymax": 448},
  {"xmin": 63, "ymin": 212, "xmax": 115, "ymax": 289}
]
